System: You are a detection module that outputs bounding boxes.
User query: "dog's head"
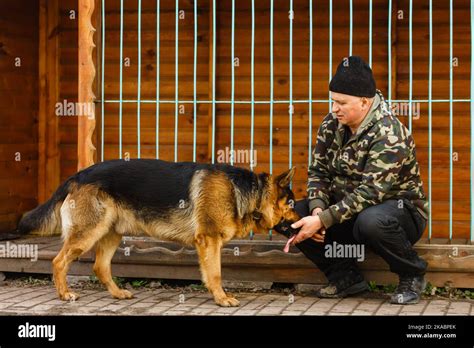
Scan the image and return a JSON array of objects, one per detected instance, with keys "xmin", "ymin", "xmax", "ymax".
[{"xmin": 254, "ymin": 167, "xmax": 300, "ymax": 231}]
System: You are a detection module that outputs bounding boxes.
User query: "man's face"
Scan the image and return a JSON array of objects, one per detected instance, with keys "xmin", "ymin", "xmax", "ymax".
[{"xmin": 331, "ymin": 92, "xmax": 371, "ymax": 129}]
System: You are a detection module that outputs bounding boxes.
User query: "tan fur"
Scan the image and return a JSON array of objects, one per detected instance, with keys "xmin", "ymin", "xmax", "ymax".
[{"xmin": 51, "ymin": 168, "xmax": 299, "ymax": 307}]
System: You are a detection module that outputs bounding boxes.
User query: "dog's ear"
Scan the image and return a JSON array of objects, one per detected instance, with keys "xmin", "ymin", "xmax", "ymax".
[{"xmin": 276, "ymin": 167, "xmax": 296, "ymax": 188}]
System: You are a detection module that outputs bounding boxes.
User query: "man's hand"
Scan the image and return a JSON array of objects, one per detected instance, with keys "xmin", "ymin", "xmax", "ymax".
[{"xmin": 291, "ymin": 214, "xmax": 324, "ymax": 244}]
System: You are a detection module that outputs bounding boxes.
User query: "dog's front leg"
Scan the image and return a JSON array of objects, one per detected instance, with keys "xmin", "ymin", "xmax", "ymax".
[{"xmin": 195, "ymin": 234, "xmax": 240, "ymax": 307}]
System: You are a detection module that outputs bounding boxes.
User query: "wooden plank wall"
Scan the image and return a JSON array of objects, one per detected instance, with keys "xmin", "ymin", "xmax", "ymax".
[
  {"xmin": 3, "ymin": 0, "xmax": 467, "ymax": 239},
  {"xmin": 0, "ymin": 1, "xmax": 40, "ymax": 233}
]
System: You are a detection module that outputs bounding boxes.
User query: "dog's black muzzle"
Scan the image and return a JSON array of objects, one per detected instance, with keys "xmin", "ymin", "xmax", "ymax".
[{"xmin": 272, "ymin": 219, "xmax": 301, "ymax": 239}]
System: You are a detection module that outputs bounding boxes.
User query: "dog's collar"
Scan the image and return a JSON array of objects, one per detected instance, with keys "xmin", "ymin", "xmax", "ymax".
[{"xmin": 252, "ymin": 176, "xmax": 264, "ymax": 221}]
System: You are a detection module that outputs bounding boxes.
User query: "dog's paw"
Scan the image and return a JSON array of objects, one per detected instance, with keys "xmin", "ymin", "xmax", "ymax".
[
  {"xmin": 216, "ymin": 296, "xmax": 240, "ymax": 307},
  {"xmin": 112, "ymin": 289, "xmax": 133, "ymax": 299},
  {"xmin": 60, "ymin": 291, "xmax": 80, "ymax": 302}
]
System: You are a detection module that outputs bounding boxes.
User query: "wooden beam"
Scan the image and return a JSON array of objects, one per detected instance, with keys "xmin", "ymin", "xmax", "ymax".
[
  {"xmin": 78, "ymin": 0, "xmax": 97, "ymax": 170},
  {"xmin": 38, "ymin": 0, "xmax": 60, "ymax": 203},
  {"xmin": 3, "ymin": 236, "xmax": 474, "ymax": 288},
  {"xmin": 94, "ymin": 0, "xmax": 103, "ymax": 162}
]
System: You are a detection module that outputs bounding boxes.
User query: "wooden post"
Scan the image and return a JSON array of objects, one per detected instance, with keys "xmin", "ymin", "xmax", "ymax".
[
  {"xmin": 38, "ymin": 0, "xmax": 60, "ymax": 203},
  {"xmin": 78, "ymin": 0, "xmax": 97, "ymax": 170}
]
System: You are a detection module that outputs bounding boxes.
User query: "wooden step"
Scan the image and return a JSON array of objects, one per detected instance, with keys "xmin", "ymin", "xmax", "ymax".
[{"xmin": 0, "ymin": 236, "xmax": 473, "ymax": 288}]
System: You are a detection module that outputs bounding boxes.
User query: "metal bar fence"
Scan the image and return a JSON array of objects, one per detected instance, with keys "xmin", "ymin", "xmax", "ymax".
[{"xmin": 98, "ymin": 1, "xmax": 474, "ymax": 243}]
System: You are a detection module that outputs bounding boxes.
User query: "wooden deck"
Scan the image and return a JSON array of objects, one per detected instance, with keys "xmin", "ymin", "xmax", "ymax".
[{"xmin": 0, "ymin": 236, "xmax": 474, "ymax": 288}]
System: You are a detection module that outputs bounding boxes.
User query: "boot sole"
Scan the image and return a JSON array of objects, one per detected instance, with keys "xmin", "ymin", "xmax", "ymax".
[{"xmin": 316, "ymin": 280, "xmax": 369, "ymax": 299}]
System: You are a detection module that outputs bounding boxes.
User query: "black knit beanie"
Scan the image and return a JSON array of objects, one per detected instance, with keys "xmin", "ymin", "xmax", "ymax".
[{"xmin": 329, "ymin": 56, "xmax": 376, "ymax": 97}]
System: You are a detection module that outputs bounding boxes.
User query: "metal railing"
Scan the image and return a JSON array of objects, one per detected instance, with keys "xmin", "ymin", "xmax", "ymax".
[{"xmin": 98, "ymin": 0, "xmax": 474, "ymax": 243}]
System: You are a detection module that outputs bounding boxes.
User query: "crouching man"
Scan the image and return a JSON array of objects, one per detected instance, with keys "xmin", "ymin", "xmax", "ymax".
[{"xmin": 275, "ymin": 56, "xmax": 429, "ymax": 305}]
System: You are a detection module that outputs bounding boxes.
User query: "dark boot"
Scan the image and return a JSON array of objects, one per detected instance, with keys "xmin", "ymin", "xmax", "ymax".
[
  {"xmin": 316, "ymin": 269, "xmax": 369, "ymax": 298},
  {"xmin": 390, "ymin": 275, "xmax": 426, "ymax": 305}
]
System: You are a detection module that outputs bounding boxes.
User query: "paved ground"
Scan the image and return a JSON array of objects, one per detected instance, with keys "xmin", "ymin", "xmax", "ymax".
[{"xmin": 0, "ymin": 282, "xmax": 472, "ymax": 316}]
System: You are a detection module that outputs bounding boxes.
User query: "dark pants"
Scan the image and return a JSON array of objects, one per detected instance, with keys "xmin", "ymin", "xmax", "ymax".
[{"xmin": 274, "ymin": 199, "xmax": 428, "ymax": 282}]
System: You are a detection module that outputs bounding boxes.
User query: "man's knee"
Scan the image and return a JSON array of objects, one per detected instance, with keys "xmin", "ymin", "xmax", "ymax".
[{"xmin": 353, "ymin": 207, "xmax": 397, "ymax": 242}]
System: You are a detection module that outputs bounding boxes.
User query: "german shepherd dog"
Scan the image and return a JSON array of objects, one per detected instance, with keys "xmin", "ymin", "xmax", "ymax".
[{"xmin": 6, "ymin": 159, "xmax": 300, "ymax": 307}]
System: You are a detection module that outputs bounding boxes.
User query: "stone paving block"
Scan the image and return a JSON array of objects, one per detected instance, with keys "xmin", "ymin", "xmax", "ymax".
[
  {"xmin": 398, "ymin": 300, "xmax": 429, "ymax": 316},
  {"xmin": 239, "ymin": 301, "xmax": 268, "ymax": 311},
  {"xmin": 0, "ymin": 286, "xmax": 13, "ymax": 294},
  {"xmin": 281, "ymin": 310, "xmax": 304, "ymax": 316},
  {"xmin": 354, "ymin": 299, "xmax": 383, "ymax": 312},
  {"xmin": 84, "ymin": 297, "xmax": 118, "ymax": 307},
  {"xmin": 329, "ymin": 299, "xmax": 361, "ymax": 313},
  {"xmin": 148, "ymin": 306, "xmax": 179, "ymax": 315},
  {"xmin": 257, "ymin": 306, "xmax": 284, "ymax": 315},
  {"xmin": 375, "ymin": 302, "xmax": 403, "ymax": 315},
  {"xmin": 233, "ymin": 309, "xmax": 258, "ymax": 316},
  {"xmin": 162, "ymin": 310, "xmax": 190, "ymax": 316},
  {"xmin": 212, "ymin": 306, "xmax": 240, "ymax": 315},
  {"xmin": 209, "ymin": 312, "xmax": 232, "ymax": 316},
  {"xmin": 189, "ymin": 307, "xmax": 217, "ymax": 315},
  {"xmin": 30, "ymin": 304, "xmax": 56, "ymax": 312},
  {"xmin": 266, "ymin": 300, "xmax": 291, "ymax": 308},
  {"xmin": 292, "ymin": 296, "xmax": 319, "ymax": 305},
  {"xmin": 303, "ymin": 299, "xmax": 340, "ymax": 315},
  {"xmin": 351, "ymin": 310, "xmax": 374, "ymax": 316},
  {"xmin": 172, "ymin": 304, "xmax": 199, "ymax": 312},
  {"xmin": 43, "ymin": 299, "xmax": 68, "ymax": 305},
  {"xmin": 192, "ymin": 293, "xmax": 214, "ymax": 299},
  {"xmin": 286, "ymin": 303, "xmax": 316, "ymax": 311},
  {"xmin": 180, "ymin": 297, "xmax": 209, "ymax": 306},
  {"xmin": 193, "ymin": 300, "xmax": 219, "ymax": 309},
  {"xmin": 8, "ymin": 292, "xmax": 59, "ymax": 309},
  {"xmin": 1, "ymin": 288, "xmax": 45, "ymax": 302},
  {"xmin": 129, "ymin": 301, "xmax": 156, "ymax": 308},
  {"xmin": 422, "ymin": 300, "xmax": 450, "ymax": 315},
  {"xmin": 0, "ymin": 302, "xmax": 13, "ymax": 310},
  {"xmin": 328, "ymin": 311, "xmax": 351, "ymax": 316},
  {"xmin": 446, "ymin": 302, "xmax": 471, "ymax": 315},
  {"xmin": 100, "ymin": 303, "xmax": 131, "ymax": 312}
]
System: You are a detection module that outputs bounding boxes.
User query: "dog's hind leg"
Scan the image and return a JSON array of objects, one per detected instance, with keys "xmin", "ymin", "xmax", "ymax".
[
  {"xmin": 53, "ymin": 231, "xmax": 104, "ymax": 301},
  {"xmin": 94, "ymin": 232, "xmax": 133, "ymax": 299},
  {"xmin": 195, "ymin": 233, "xmax": 240, "ymax": 307},
  {"xmin": 53, "ymin": 212, "xmax": 113, "ymax": 301}
]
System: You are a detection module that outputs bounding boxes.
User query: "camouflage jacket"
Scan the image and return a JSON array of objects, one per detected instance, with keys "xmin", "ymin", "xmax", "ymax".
[{"xmin": 308, "ymin": 90, "xmax": 429, "ymax": 229}]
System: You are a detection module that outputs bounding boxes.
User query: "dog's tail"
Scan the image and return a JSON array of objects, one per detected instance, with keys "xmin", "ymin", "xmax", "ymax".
[{"xmin": 0, "ymin": 177, "xmax": 75, "ymax": 241}]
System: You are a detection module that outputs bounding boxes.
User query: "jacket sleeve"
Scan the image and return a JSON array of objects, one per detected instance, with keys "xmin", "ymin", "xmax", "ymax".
[
  {"xmin": 318, "ymin": 129, "xmax": 411, "ymax": 228},
  {"xmin": 307, "ymin": 116, "xmax": 334, "ymax": 213}
]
